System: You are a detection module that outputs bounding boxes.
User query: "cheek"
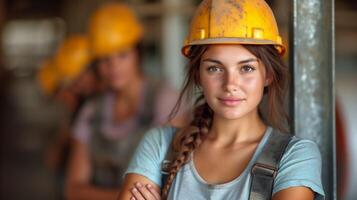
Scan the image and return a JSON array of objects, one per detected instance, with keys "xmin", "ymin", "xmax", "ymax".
[
  {"xmin": 109, "ymin": 58, "xmax": 132, "ymax": 75},
  {"xmin": 200, "ymin": 74, "xmax": 222, "ymax": 96},
  {"xmin": 242, "ymin": 75, "xmax": 265, "ymax": 99},
  {"xmin": 121, "ymin": 55, "xmax": 139, "ymax": 75}
]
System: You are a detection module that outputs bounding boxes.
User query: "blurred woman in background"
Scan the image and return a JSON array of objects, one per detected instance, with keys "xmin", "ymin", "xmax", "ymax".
[
  {"xmin": 65, "ymin": 3, "xmax": 187, "ymax": 200},
  {"xmin": 38, "ymin": 34, "xmax": 99, "ymax": 199}
]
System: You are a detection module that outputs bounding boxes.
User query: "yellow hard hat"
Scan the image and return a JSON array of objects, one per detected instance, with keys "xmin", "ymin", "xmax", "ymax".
[
  {"xmin": 182, "ymin": 0, "xmax": 285, "ymax": 57},
  {"xmin": 54, "ymin": 35, "xmax": 90, "ymax": 84},
  {"xmin": 88, "ymin": 3, "xmax": 143, "ymax": 59},
  {"xmin": 37, "ymin": 60, "xmax": 60, "ymax": 96}
]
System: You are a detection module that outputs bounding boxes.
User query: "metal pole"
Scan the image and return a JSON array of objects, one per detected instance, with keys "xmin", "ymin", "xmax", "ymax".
[
  {"xmin": 162, "ymin": 0, "xmax": 187, "ymax": 89},
  {"xmin": 290, "ymin": 0, "xmax": 336, "ymax": 199}
]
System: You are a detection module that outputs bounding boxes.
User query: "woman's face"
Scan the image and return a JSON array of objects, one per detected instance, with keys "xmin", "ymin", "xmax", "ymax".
[
  {"xmin": 98, "ymin": 48, "xmax": 140, "ymax": 91},
  {"xmin": 199, "ymin": 44, "xmax": 268, "ymax": 120}
]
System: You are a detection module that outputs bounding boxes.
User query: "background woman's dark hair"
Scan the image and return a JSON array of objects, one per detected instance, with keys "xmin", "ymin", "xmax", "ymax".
[
  {"xmin": 162, "ymin": 44, "xmax": 290, "ymax": 199},
  {"xmin": 90, "ymin": 41, "xmax": 145, "ymax": 80}
]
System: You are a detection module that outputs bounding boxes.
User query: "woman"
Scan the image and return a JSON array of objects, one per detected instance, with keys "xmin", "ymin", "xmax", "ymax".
[
  {"xmin": 38, "ymin": 35, "xmax": 99, "ymax": 199},
  {"xmin": 118, "ymin": 0, "xmax": 325, "ymax": 199},
  {"xmin": 65, "ymin": 3, "xmax": 186, "ymax": 200}
]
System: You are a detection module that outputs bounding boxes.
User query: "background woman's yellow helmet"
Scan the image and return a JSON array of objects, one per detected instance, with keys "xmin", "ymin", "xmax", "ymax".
[
  {"xmin": 54, "ymin": 35, "xmax": 90, "ymax": 84},
  {"xmin": 182, "ymin": 0, "xmax": 285, "ymax": 57},
  {"xmin": 88, "ymin": 3, "xmax": 143, "ymax": 59}
]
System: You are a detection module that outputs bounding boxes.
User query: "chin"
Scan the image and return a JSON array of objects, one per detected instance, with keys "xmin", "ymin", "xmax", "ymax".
[
  {"xmin": 215, "ymin": 108, "xmax": 247, "ymax": 120},
  {"xmin": 110, "ymin": 81, "xmax": 125, "ymax": 91},
  {"xmin": 221, "ymin": 114, "xmax": 245, "ymax": 120}
]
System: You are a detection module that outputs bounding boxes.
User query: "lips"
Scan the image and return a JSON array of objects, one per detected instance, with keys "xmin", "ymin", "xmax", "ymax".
[{"xmin": 218, "ymin": 97, "xmax": 245, "ymax": 106}]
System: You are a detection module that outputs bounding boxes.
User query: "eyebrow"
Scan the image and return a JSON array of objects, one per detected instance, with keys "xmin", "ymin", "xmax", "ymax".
[{"xmin": 201, "ymin": 58, "xmax": 259, "ymax": 65}]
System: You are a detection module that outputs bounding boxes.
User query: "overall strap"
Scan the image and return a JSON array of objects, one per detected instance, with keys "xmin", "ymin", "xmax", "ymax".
[
  {"xmin": 161, "ymin": 143, "xmax": 176, "ymax": 187},
  {"xmin": 90, "ymin": 94, "xmax": 105, "ymax": 136},
  {"xmin": 249, "ymin": 129, "xmax": 292, "ymax": 200}
]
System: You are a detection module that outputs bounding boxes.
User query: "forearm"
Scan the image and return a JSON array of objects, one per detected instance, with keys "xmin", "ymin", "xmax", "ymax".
[
  {"xmin": 67, "ymin": 184, "xmax": 119, "ymax": 200},
  {"xmin": 117, "ymin": 174, "xmax": 161, "ymax": 200}
]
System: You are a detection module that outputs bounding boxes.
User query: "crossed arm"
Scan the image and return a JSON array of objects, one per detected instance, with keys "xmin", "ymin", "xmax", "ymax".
[
  {"xmin": 65, "ymin": 141, "xmax": 119, "ymax": 200},
  {"xmin": 117, "ymin": 174, "xmax": 161, "ymax": 200},
  {"xmin": 117, "ymin": 173, "xmax": 315, "ymax": 200}
]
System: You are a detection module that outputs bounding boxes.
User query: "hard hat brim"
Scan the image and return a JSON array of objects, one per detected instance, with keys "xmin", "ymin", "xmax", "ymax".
[{"xmin": 182, "ymin": 37, "xmax": 285, "ymax": 57}]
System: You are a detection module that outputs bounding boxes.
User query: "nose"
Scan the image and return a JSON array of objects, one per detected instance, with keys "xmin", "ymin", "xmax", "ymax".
[
  {"xmin": 107, "ymin": 55, "xmax": 117, "ymax": 67},
  {"xmin": 224, "ymin": 71, "xmax": 239, "ymax": 93}
]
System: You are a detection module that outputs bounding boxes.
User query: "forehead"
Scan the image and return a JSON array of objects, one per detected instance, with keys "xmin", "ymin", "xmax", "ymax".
[{"xmin": 202, "ymin": 44, "xmax": 257, "ymax": 61}]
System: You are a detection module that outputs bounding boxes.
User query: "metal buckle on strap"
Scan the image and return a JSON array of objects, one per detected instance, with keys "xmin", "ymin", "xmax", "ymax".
[
  {"xmin": 251, "ymin": 163, "xmax": 277, "ymax": 178},
  {"xmin": 161, "ymin": 160, "xmax": 171, "ymax": 175}
]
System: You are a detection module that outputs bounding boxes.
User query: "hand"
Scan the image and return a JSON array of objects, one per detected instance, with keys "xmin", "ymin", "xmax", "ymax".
[{"xmin": 130, "ymin": 182, "xmax": 161, "ymax": 200}]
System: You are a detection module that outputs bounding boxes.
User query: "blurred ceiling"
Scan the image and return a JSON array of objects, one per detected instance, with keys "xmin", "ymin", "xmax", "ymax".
[
  {"xmin": 4, "ymin": 0, "xmax": 63, "ymax": 19},
  {"xmin": 339, "ymin": 0, "xmax": 357, "ymax": 9},
  {"xmin": 2, "ymin": 0, "xmax": 357, "ymax": 57},
  {"xmin": 2, "ymin": 0, "xmax": 357, "ymax": 18}
]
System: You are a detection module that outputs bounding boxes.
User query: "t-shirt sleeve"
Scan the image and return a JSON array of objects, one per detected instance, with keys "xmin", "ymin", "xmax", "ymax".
[
  {"xmin": 124, "ymin": 126, "xmax": 174, "ymax": 187},
  {"xmin": 71, "ymin": 101, "xmax": 96, "ymax": 144},
  {"xmin": 272, "ymin": 137, "xmax": 325, "ymax": 199}
]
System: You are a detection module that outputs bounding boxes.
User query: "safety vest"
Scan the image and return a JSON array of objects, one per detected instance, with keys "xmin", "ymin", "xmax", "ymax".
[{"xmin": 161, "ymin": 128, "xmax": 292, "ymax": 200}]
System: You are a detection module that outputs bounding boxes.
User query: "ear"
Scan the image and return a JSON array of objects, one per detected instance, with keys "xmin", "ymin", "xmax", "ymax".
[{"xmin": 264, "ymin": 74, "xmax": 273, "ymax": 87}]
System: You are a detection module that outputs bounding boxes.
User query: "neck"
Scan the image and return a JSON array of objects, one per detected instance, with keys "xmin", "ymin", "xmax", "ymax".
[
  {"xmin": 208, "ymin": 109, "xmax": 267, "ymax": 147},
  {"xmin": 111, "ymin": 75, "xmax": 145, "ymax": 121}
]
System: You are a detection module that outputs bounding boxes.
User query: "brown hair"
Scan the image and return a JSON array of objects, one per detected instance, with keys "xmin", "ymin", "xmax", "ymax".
[{"xmin": 163, "ymin": 44, "xmax": 289, "ymax": 198}]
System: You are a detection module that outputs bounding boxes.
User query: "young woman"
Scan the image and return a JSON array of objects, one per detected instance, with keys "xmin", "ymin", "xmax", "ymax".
[{"xmin": 118, "ymin": 0, "xmax": 325, "ymax": 199}]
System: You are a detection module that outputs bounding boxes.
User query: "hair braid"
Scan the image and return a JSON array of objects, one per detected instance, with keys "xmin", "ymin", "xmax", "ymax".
[{"xmin": 161, "ymin": 100, "xmax": 213, "ymax": 199}]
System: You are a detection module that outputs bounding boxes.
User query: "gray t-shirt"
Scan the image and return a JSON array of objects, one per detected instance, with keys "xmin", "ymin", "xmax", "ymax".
[
  {"xmin": 125, "ymin": 126, "xmax": 325, "ymax": 200},
  {"xmin": 72, "ymin": 83, "xmax": 183, "ymax": 143}
]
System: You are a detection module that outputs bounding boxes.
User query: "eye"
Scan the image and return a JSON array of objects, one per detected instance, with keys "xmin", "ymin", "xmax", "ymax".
[
  {"xmin": 118, "ymin": 51, "xmax": 130, "ymax": 59},
  {"xmin": 207, "ymin": 66, "xmax": 223, "ymax": 73},
  {"xmin": 240, "ymin": 65, "xmax": 256, "ymax": 73}
]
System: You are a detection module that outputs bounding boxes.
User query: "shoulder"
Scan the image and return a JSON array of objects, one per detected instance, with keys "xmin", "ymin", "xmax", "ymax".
[
  {"xmin": 71, "ymin": 100, "xmax": 96, "ymax": 143},
  {"xmin": 154, "ymin": 81, "xmax": 179, "ymax": 100},
  {"xmin": 286, "ymin": 136, "xmax": 321, "ymax": 154},
  {"xmin": 128, "ymin": 125, "xmax": 177, "ymax": 166},
  {"xmin": 273, "ymin": 136, "xmax": 325, "ymax": 198},
  {"xmin": 72, "ymin": 93, "xmax": 110, "ymax": 131},
  {"xmin": 141, "ymin": 126, "xmax": 177, "ymax": 148},
  {"xmin": 78, "ymin": 99, "xmax": 96, "ymax": 115},
  {"xmin": 283, "ymin": 136, "xmax": 322, "ymax": 162},
  {"xmin": 77, "ymin": 92, "xmax": 110, "ymax": 115},
  {"xmin": 124, "ymin": 126, "xmax": 177, "ymax": 186}
]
